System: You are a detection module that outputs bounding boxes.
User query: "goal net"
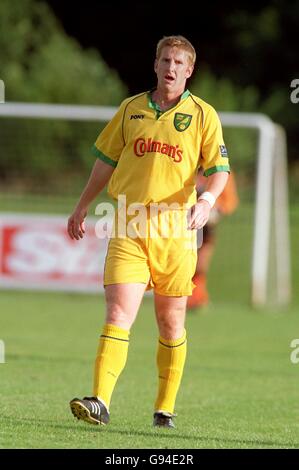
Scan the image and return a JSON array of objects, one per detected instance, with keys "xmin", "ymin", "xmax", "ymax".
[{"xmin": 0, "ymin": 102, "xmax": 291, "ymax": 306}]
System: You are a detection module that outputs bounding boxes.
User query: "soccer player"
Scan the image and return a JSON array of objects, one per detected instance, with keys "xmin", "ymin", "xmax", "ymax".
[
  {"xmin": 67, "ymin": 35, "xmax": 230, "ymax": 428},
  {"xmin": 187, "ymin": 170, "xmax": 239, "ymax": 309}
]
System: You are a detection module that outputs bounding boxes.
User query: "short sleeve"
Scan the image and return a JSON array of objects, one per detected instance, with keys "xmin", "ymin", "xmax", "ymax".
[
  {"xmin": 92, "ymin": 100, "xmax": 128, "ymax": 168},
  {"xmin": 199, "ymin": 106, "xmax": 230, "ymax": 177}
]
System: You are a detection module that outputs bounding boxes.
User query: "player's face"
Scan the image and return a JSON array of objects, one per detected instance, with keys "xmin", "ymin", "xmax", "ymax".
[{"xmin": 154, "ymin": 46, "xmax": 193, "ymax": 94}]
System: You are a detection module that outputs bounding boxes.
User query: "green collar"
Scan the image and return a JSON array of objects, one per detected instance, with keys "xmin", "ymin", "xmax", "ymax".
[{"xmin": 147, "ymin": 89, "xmax": 190, "ymax": 113}]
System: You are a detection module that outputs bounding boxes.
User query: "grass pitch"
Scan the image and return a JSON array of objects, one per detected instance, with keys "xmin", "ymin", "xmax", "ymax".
[
  {"xmin": 1, "ymin": 196, "xmax": 299, "ymax": 448},
  {"xmin": 0, "ymin": 290, "xmax": 298, "ymax": 449}
]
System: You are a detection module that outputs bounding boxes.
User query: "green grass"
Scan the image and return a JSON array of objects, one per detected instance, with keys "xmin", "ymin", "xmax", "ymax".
[
  {"xmin": 0, "ymin": 291, "xmax": 299, "ymax": 449},
  {"xmin": 0, "ymin": 191, "xmax": 110, "ymax": 215},
  {"xmin": 1, "ymin": 194, "xmax": 299, "ymax": 448}
]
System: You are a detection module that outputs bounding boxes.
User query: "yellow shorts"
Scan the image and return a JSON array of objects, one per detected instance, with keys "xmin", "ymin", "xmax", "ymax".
[{"xmin": 103, "ymin": 207, "xmax": 197, "ymax": 296}]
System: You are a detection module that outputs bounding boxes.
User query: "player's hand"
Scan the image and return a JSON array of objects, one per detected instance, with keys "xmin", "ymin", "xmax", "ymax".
[
  {"xmin": 187, "ymin": 200, "xmax": 211, "ymax": 230},
  {"xmin": 67, "ymin": 207, "xmax": 87, "ymax": 240}
]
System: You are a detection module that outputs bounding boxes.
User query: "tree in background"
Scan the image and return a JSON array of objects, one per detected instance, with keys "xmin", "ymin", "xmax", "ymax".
[
  {"xmin": 190, "ymin": 68, "xmax": 261, "ymax": 200},
  {"xmin": 0, "ymin": 0, "xmax": 127, "ymax": 194},
  {"xmin": 0, "ymin": 0, "xmax": 126, "ymax": 104},
  {"xmin": 190, "ymin": 55, "xmax": 298, "ymax": 199}
]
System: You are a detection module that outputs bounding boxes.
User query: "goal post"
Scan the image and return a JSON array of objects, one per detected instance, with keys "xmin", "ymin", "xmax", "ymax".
[
  {"xmin": 218, "ymin": 112, "xmax": 291, "ymax": 307},
  {"xmin": 273, "ymin": 124, "xmax": 291, "ymax": 306},
  {"xmin": 0, "ymin": 102, "xmax": 291, "ymax": 306}
]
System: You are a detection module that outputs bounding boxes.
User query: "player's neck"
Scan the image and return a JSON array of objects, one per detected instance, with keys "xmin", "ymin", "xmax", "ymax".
[{"xmin": 152, "ymin": 88, "xmax": 184, "ymax": 111}]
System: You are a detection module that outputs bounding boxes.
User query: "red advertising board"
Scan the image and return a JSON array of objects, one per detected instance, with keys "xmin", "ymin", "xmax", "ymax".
[{"xmin": 0, "ymin": 214, "xmax": 109, "ymax": 292}]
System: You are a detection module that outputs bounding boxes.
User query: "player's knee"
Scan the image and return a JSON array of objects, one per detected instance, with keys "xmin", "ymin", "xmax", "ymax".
[
  {"xmin": 157, "ymin": 311, "xmax": 185, "ymax": 339},
  {"xmin": 105, "ymin": 303, "xmax": 133, "ymax": 329},
  {"xmin": 106, "ymin": 306, "xmax": 125, "ymax": 324}
]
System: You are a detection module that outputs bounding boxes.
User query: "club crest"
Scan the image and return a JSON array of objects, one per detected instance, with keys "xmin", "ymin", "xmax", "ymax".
[{"xmin": 174, "ymin": 113, "xmax": 192, "ymax": 132}]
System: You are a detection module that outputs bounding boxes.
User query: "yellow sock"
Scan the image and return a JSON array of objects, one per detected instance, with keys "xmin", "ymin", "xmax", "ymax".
[
  {"xmin": 93, "ymin": 323, "xmax": 130, "ymax": 409},
  {"xmin": 154, "ymin": 330, "xmax": 187, "ymax": 414}
]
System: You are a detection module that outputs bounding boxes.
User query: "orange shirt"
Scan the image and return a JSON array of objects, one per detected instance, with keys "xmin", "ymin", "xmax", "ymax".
[{"xmin": 196, "ymin": 171, "xmax": 239, "ymax": 215}]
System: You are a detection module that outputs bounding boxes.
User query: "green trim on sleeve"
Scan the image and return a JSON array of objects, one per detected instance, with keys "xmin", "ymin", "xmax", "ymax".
[
  {"xmin": 92, "ymin": 145, "xmax": 118, "ymax": 168},
  {"xmin": 203, "ymin": 165, "xmax": 230, "ymax": 177}
]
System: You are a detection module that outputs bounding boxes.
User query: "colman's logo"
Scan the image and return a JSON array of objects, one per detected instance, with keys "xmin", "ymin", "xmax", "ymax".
[{"xmin": 133, "ymin": 138, "xmax": 183, "ymax": 163}]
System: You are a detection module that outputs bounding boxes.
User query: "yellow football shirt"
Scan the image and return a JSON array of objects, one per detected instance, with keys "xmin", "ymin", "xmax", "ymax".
[{"xmin": 92, "ymin": 90, "xmax": 230, "ymax": 207}]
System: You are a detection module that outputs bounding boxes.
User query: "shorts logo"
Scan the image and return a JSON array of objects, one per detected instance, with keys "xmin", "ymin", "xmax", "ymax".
[
  {"xmin": 220, "ymin": 145, "xmax": 228, "ymax": 157},
  {"xmin": 174, "ymin": 113, "xmax": 192, "ymax": 132}
]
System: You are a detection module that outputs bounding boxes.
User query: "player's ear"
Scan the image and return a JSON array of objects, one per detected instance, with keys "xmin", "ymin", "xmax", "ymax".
[
  {"xmin": 185, "ymin": 65, "xmax": 194, "ymax": 79},
  {"xmin": 154, "ymin": 58, "xmax": 158, "ymax": 74}
]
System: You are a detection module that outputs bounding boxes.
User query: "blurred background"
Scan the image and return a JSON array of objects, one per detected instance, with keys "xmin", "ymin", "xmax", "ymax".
[
  {"xmin": 1, "ymin": 0, "xmax": 299, "ymax": 450},
  {"xmin": 0, "ymin": 0, "xmax": 298, "ymax": 304}
]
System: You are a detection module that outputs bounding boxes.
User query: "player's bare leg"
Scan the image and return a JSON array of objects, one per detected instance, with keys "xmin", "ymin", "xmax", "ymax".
[
  {"xmin": 154, "ymin": 294, "xmax": 187, "ymax": 339},
  {"xmin": 153, "ymin": 294, "xmax": 187, "ymax": 428},
  {"xmin": 70, "ymin": 283, "xmax": 146, "ymax": 425},
  {"xmin": 104, "ymin": 282, "xmax": 147, "ymax": 329}
]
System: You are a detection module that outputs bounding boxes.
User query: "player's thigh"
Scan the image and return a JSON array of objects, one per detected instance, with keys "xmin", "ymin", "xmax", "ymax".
[
  {"xmin": 154, "ymin": 293, "xmax": 187, "ymax": 339},
  {"xmin": 104, "ymin": 235, "xmax": 150, "ymax": 285},
  {"xmin": 105, "ymin": 283, "xmax": 147, "ymax": 330}
]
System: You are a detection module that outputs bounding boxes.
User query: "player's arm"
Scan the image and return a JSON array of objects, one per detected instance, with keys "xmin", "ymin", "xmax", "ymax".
[
  {"xmin": 204, "ymin": 171, "xmax": 229, "ymax": 200},
  {"xmin": 68, "ymin": 97, "xmax": 128, "ymax": 240},
  {"xmin": 188, "ymin": 171, "xmax": 229, "ymax": 230},
  {"xmin": 67, "ymin": 158, "xmax": 114, "ymax": 240},
  {"xmin": 188, "ymin": 104, "xmax": 230, "ymax": 230}
]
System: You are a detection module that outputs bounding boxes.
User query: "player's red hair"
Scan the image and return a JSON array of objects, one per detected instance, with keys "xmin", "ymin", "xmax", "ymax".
[{"xmin": 156, "ymin": 35, "xmax": 196, "ymax": 66}]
